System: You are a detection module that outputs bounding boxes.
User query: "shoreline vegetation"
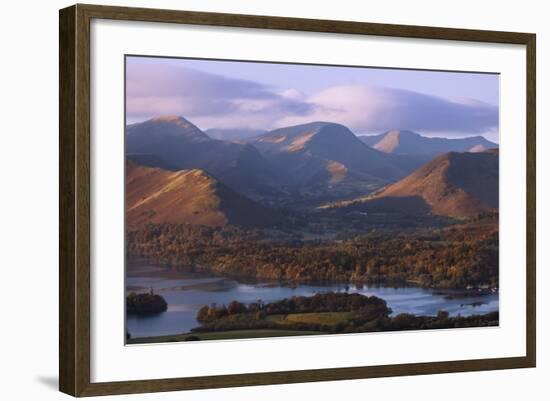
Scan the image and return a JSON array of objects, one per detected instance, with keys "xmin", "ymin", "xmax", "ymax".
[
  {"xmin": 127, "ymin": 214, "xmax": 498, "ymax": 291},
  {"xmin": 127, "ymin": 292, "xmax": 498, "ymax": 344}
]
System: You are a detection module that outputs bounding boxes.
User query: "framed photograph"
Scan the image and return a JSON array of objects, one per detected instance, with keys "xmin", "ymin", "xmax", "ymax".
[{"xmin": 59, "ymin": 4, "xmax": 536, "ymax": 397}]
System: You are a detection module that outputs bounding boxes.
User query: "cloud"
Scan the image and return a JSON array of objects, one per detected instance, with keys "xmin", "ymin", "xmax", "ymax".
[
  {"xmin": 126, "ymin": 62, "xmax": 315, "ymax": 128},
  {"xmin": 275, "ymin": 86, "xmax": 498, "ymax": 136},
  {"xmin": 126, "ymin": 62, "xmax": 498, "ymax": 137}
]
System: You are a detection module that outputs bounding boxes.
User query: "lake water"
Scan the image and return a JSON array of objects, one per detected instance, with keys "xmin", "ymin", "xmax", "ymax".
[{"xmin": 126, "ymin": 259, "xmax": 499, "ymax": 339}]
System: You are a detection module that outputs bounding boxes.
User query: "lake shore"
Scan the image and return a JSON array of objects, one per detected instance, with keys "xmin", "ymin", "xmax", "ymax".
[{"xmin": 126, "ymin": 259, "xmax": 499, "ymax": 341}]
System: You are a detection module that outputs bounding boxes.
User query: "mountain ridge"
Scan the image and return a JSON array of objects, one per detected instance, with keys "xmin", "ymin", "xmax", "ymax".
[
  {"xmin": 323, "ymin": 150, "xmax": 498, "ymax": 218},
  {"xmin": 359, "ymin": 129, "xmax": 498, "ymax": 157},
  {"xmin": 247, "ymin": 122, "xmax": 415, "ymax": 185},
  {"xmin": 126, "ymin": 161, "xmax": 280, "ymax": 228},
  {"xmin": 126, "ymin": 116, "xmax": 280, "ymax": 196}
]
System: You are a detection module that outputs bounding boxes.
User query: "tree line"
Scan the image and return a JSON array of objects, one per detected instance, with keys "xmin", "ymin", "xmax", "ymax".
[
  {"xmin": 196, "ymin": 292, "xmax": 390, "ymax": 323},
  {"xmin": 127, "ymin": 220, "xmax": 498, "ymax": 289}
]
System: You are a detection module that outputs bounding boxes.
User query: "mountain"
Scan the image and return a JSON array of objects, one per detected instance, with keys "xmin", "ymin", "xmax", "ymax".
[
  {"xmin": 468, "ymin": 144, "xmax": 489, "ymax": 153},
  {"xmin": 325, "ymin": 150, "xmax": 498, "ymax": 218},
  {"xmin": 247, "ymin": 122, "xmax": 416, "ymax": 187},
  {"xmin": 126, "ymin": 116, "xmax": 277, "ymax": 195},
  {"xmin": 126, "ymin": 161, "xmax": 280, "ymax": 228},
  {"xmin": 205, "ymin": 128, "xmax": 267, "ymax": 141},
  {"xmin": 359, "ymin": 130, "xmax": 498, "ymax": 157}
]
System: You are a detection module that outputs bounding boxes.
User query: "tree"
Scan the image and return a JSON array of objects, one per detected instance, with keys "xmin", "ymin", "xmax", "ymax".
[
  {"xmin": 196, "ymin": 305, "xmax": 211, "ymax": 322},
  {"xmin": 227, "ymin": 300, "xmax": 247, "ymax": 315}
]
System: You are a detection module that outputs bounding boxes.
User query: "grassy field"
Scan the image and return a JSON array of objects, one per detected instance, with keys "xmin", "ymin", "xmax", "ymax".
[
  {"xmin": 267, "ymin": 311, "xmax": 355, "ymax": 326},
  {"xmin": 128, "ymin": 311, "xmax": 357, "ymax": 344},
  {"xmin": 128, "ymin": 329, "xmax": 325, "ymax": 344}
]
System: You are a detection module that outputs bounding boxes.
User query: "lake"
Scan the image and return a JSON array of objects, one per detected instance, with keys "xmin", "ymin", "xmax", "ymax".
[{"xmin": 126, "ymin": 259, "xmax": 499, "ymax": 339}]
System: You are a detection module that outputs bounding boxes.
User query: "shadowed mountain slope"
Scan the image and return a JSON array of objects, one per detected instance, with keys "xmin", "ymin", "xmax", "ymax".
[
  {"xmin": 126, "ymin": 116, "xmax": 278, "ymax": 195},
  {"xmin": 205, "ymin": 128, "xmax": 267, "ymax": 141}
]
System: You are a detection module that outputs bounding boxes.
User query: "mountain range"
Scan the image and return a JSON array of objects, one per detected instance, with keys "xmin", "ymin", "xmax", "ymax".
[
  {"xmin": 126, "ymin": 118, "xmax": 424, "ymax": 203},
  {"xmin": 126, "ymin": 116, "xmax": 278, "ymax": 196},
  {"xmin": 360, "ymin": 129, "xmax": 497, "ymax": 157},
  {"xmin": 245, "ymin": 122, "xmax": 417, "ymax": 185},
  {"xmin": 126, "ymin": 115, "xmax": 498, "ymax": 222}
]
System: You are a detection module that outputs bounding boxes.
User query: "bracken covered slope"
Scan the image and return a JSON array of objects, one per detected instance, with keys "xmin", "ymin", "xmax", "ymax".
[{"xmin": 126, "ymin": 161, "xmax": 280, "ymax": 228}]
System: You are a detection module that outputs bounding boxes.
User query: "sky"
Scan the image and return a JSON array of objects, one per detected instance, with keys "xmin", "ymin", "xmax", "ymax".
[{"xmin": 126, "ymin": 56, "xmax": 500, "ymax": 142}]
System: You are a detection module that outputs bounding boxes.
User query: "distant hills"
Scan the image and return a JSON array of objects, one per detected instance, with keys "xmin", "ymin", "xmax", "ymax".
[
  {"xmin": 246, "ymin": 122, "xmax": 416, "ymax": 185},
  {"xmin": 324, "ymin": 150, "xmax": 498, "ymax": 218},
  {"xmin": 126, "ymin": 116, "xmax": 498, "ymax": 217},
  {"xmin": 126, "ymin": 161, "xmax": 280, "ymax": 228},
  {"xmin": 126, "ymin": 118, "xmax": 423, "ymax": 204},
  {"xmin": 360, "ymin": 129, "xmax": 498, "ymax": 157}
]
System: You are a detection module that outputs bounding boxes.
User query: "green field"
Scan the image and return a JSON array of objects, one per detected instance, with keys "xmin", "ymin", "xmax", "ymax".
[
  {"xmin": 128, "ymin": 329, "xmax": 325, "ymax": 344},
  {"xmin": 267, "ymin": 311, "xmax": 355, "ymax": 326},
  {"xmin": 128, "ymin": 311, "xmax": 357, "ymax": 344}
]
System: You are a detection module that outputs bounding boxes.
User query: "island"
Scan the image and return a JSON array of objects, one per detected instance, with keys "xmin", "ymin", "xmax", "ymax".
[{"xmin": 126, "ymin": 291, "xmax": 168, "ymax": 316}]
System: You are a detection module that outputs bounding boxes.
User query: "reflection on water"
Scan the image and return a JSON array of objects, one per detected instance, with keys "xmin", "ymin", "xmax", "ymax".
[{"xmin": 126, "ymin": 259, "xmax": 499, "ymax": 338}]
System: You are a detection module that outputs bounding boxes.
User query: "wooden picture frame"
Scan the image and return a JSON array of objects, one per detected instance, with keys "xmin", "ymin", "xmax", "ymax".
[{"xmin": 59, "ymin": 3, "xmax": 536, "ymax": 397}]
